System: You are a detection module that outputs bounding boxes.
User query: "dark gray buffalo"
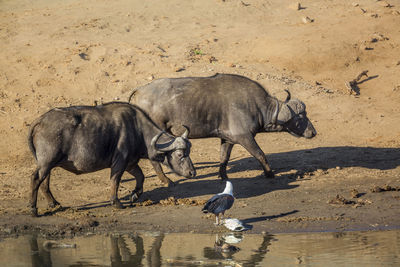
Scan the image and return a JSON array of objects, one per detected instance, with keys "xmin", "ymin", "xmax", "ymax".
[
  {"xmin": 28, "ymin": 102, "xmax": 195, "ymax": 216},
  {"xmin": 128, "ymin": 73, "xmax": 316, "ymax": 184}
]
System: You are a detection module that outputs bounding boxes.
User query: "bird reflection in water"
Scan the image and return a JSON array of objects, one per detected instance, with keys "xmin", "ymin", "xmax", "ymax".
[
  {"xmin": 27, "ymin": 231, "xmax": 272, "ymax": 267},
  {"xmin": 204, "ymin": 233, "xmax": 242, "ymax": 259},
  {"xmin": 204, "ymin": 232, "xmax": 272, "ymax": 267}
]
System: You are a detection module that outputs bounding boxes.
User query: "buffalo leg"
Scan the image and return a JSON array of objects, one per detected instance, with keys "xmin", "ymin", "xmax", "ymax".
[
  {"xmin": 150, "ymin": 160, "xmax": 174, "ymax": 186},
  {"xmin": 127, "ymin": 165, "xmax": 145, "ymax": 203},
  {"xmin": 30, "ymin": 166, "xmax": 52, "ymax": 216},
  {"xmin": 111, "ymin": 168, "xmax": 124, "ymax": 209},
  {"xmin": 40, "ymin": 174, "xmax": 60, "ymax": 209},
  {"xmin": 238, "ymin": 136, "xmax": 274, "ymax": 178},
  {"xmin": 219, "ymin": 139, "xmax": 234, "ymax": 180}
]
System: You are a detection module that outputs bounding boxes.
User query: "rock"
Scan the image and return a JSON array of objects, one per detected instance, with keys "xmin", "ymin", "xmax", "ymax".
[
  {"xmin": 359, "ymin": 43, "xmax": 373, "ymax": 50},
  {"xmin": 370, "ymin": 185, "xmax": 400, "ymax": 192},
  {"xmin": 175, "ymin": 67, "xmax": 185, "ymax": 72},
  {"xmin": 78, "ymin": 217, "xmax": 99, "ymax": 228},
  {"xmin": 378, "ymin": 1, "xmax": 392, "ymax": 7},
  {"xmin": 350, "ymin": 189, "xmax": 361, "ymax": 198},
  {"xmin": 372, "ymin": 33, "xmax": 389, "ymax": 41},
  {"xmin": 289, "ymin": 2, "xmax": 301, "ymax": 10},
  {"xmin": 302, "ymin": 16, "xmax": 314, "ymax": 23},
  {"xmin": 392, "ymin": 10, "xmax": 400, "ymax": 15},
  {"xmin": 3, "ymin": 228, "xmax": 13, "ymax": 234},
  {"xmin": 328, "ymin": 194, "xmax": 355, "ymax": 205},
  {"xmin": 352, "ymin": 3, "xmax": 359, "ymax": 7},
  {"xmin": 366, "ymin": 12, "xmax": 379, "ymax": 18},
  {"xmin": 358, "ymin": 7, "xmax": 367, "ymax": 13},
  {"xmin": 209, "ymin": 56, "xmax": 218, "ymax": 63}
]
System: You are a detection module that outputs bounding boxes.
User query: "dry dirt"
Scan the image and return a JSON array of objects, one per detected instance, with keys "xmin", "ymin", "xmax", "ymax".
[{"xmin": 1, "ymin": 0, "xmax": 400, "ymax": 237}]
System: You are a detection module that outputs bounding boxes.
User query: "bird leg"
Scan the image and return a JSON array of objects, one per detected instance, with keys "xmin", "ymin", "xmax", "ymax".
[{"xmin": 214, "ymin": 214, "xmax": 220, "ymax": 225}]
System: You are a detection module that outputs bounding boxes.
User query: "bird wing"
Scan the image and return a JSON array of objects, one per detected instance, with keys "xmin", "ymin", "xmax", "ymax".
[
  {"xmin": 202, "ymin": 194, "xmax": 220, "ymax": 213},
  {"xmin": 202, "ymin": 194, "xmax": 234, "ymax": 214}
]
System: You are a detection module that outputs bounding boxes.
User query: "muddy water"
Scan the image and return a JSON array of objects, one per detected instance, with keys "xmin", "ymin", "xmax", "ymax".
[{"xmin": 0, "ymin": 230, "xmax": 399, "ymax": 267}]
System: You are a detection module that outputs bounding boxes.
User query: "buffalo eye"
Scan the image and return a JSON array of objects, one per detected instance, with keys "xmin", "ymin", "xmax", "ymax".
[{"xmin": 176, "ymin": 151, "xmax": 183, "ymax": 158}]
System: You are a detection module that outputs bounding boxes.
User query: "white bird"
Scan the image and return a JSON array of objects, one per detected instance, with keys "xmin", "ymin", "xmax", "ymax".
[{"xmin": 202, "ymin": 181, "xmax": 234, "ymax": 225}]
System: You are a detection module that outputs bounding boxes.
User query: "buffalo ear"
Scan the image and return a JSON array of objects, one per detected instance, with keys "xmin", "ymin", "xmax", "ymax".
[
  {"xmin": 288, "ymin": 99, "xmax": 306, "ymax": 114},
  {"xmin": 277, "ymin": 99, "xmax": 306, "ymax": 123},
  {"xmin": 151, "ymin": 153, "xmax": 166, "ymax": 162},
  {"xmin": 277, "ymin": 104, "xmax": 292, "ymax": 123}
]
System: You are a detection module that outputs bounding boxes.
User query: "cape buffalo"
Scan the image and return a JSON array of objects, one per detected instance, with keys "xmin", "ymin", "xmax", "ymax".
[
  {"xmin": 28, "ymin": 102, "xmax": 195, "ymax": 216},
  {"xmin": 128, "ymin": 73, "xmax": 316, "ymax": 184}
]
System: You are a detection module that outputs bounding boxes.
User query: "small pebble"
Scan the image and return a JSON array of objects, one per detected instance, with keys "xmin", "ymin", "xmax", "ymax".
[
  {"xmin": 289, "ymin": 2, "xmax": 301, "ymax": 10},
  {"xmin": 392, "ymin": 10, "xmax": 400, "ymax": 15},
  {"xmin": 378, "ymin": 1, "xmax": 391, "ymax": 7},
  {"xmin": 302, "ymin": 16, "xmax": 314, "ymax": 23}
]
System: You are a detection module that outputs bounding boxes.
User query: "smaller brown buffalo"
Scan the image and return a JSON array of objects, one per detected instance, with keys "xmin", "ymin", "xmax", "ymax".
[{"xmin": 28, "ymin": 102, "xmax": 195, "ymax": 216}]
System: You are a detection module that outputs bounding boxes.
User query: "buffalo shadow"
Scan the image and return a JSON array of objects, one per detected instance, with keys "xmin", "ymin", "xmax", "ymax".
[
  {"xmin": 123, "ymin": 174, "xmax": 299, "ymax": 205},
  {"xmin": 164, "ymin": 146, "xmax": 400, "ymax": 180},
  {"xmin": 77, "ymin": 146, "xmax": 400, "ymax": 211},
  {"xmin": 129, "ymin": 146, "xmax": 400, "ymax": 203},
  {"xmin": 75, "ymin": 173, "xmax": 299, "ymax": 211},
  {"xmin": 228, "ymin": 146, "xmax": 400, "ymax": 174}
]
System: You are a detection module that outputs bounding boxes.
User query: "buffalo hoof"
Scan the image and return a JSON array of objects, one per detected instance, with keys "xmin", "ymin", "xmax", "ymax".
[
  {"xmin": 48, "ymin": 201, "xmax": 61, "ymax": 209},
  {"xmin": 111, "ymin": 200, "xmax": 123, "ymax": 209},
  {"xmin": 167, "ymin": 181, "xmax": 176, "ymax": 188},
  {"xmin": 31, "ymin": 207, "xmax": 38, "ymax": 217},
  {"xmin": 131, "ymin": 192, "xmax": 140, "ymax": 203},
  {"xmin": 264, "ymin": 171, "xmax": 275, "ymax": 179},
  {"xmin": 160, "ymin": 177, "xmax": 174, "ymax": 187}
]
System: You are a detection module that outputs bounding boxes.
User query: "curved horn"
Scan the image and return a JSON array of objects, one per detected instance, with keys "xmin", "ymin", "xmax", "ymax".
[
  {"xmin": 181, "ymin": 125, "xmax": 189, "ymax": 139},
  {"xmin": 271, "ymin": 98, "xmax": 279, "ymax": 125},
  {"xmin": 151, "ymin": 131, "xmax": 164, "ymax": 152},
  {"xmin": 284, "ymin": 89, "xmax": 291, "ymax": 103},
  {"xmin": 128, "ymin": 89, "xmax": 137, "ymax": 103}
]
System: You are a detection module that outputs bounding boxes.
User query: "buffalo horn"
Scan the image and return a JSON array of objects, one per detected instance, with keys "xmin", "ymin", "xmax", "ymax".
[
  {"xmin": 284, "ymin": 89, "xmax": 291, "ymax": 103},
  {"xmin": 128, "ymin": 89, "xmax": 137, "ymax": 103},
  {"xmin": 151, "ymin": 131, "xmax": 164, "ymax": 152},
  {"xmin": 271, "ymin": 98, "xmax": 279, "ymax": 125},
  {"xmin": 181, "ymin": 125, "xmax": 189, "ymax": 139}
]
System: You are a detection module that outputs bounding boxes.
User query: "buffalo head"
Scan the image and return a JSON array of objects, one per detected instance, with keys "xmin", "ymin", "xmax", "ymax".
[
  {"xmin": 151, "ymin": 126, "xmax": 196, "ymax": 178},
  {"xmin": 274, "ymin": 90, "xmax": 317, "ymax": 138}
]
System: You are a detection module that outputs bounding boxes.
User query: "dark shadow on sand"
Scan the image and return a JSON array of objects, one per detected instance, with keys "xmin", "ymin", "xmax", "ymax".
[{"xmin": 68, "ymin": 146, "xmax": 400, "ymax": 212}]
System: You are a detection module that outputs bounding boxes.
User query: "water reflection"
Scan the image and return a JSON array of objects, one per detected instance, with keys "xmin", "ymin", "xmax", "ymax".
[
  {"xmin": 204, "ymin": 233, "xmax": 242, "ymax": 260},
  {"xmin": 29, "ymin": 235, "xmax": 52, "ymax": 267},
  {"xmin": 110, "ymin": 234, "xmax": 145, "ymax": 267},
  {"xmin": 0, "ymin": 230, "xmax": 400, "ymax": 266},
  {"xmin": 203, "ymin": 232, "xmax": 272, "ymax": 267}
]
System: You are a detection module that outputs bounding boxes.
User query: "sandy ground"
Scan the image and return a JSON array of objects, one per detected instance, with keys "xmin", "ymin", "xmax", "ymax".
[{"xmin": 1, "ymin": 0, "xmax": 400, "ymax": 237}]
